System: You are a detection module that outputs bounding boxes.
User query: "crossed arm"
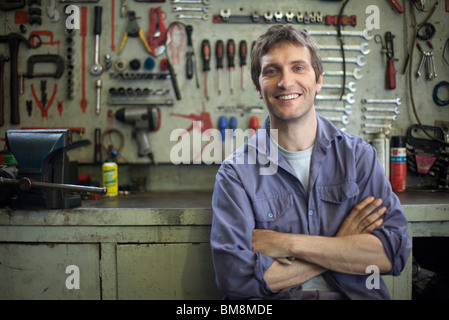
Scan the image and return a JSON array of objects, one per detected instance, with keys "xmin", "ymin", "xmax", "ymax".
[{"xmin": 252, "ymin": 197, "xmax": 393, "ymax": 291}]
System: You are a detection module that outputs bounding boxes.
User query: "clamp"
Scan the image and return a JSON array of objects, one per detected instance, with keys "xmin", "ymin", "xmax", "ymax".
[
  {"xmin": 146, "ymin": 7, "xmax": 167, "ymax": 57},
  {"xmin": 118, "ymin": 11, "xmax": 153, "ymax": 55}
]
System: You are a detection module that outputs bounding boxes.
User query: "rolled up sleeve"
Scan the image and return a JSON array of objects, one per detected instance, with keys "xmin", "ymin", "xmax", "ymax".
[
  {"xmin": 356, "ymin": 143, "xmax": 412, "ymax": 276},
  {"xmin": 211, "ymin": 165, "xmax": 275, "ymax": 299}
]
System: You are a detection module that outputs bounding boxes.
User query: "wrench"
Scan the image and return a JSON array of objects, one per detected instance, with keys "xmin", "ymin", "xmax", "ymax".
[
  {"xmin": 363, "ymin": 123, "xmax": 392, "ymax": 130},
  {"xmin": 177, "ymin": 14, "xmax": 209, "ymax": 20},
  {"xmin": 316, "ymin": 105, "xmax": 352, "ymax": 115},
  {"xmin": 326, "ymin": 115, "xmax": 349, "ymax": 125},
  {"xmin": 307, "ymin": 29, "xmax": 374, "ymax": 41},
  {"xmin": 322, "ymin": 56, "xmax": 366, "ymax": 67},
  {"xmin": 172, "ymin": 0, "xmax": 210, "ymax": 4},
  {"xmin": 173, "ymin": 6, "xmax": 209, "ymax": 13},
  {"xmin": 316, "ymin": 93, "xmax": 355, "ymax": 104},
  {"xmin": 362, "ymin": 106, "xmax": 400, "ymax": 114},
  {"xmin": 320, "ymin": 42, "xmax": 371, "ymax": 55},
  {"xmin": 323, "ymin": 68, "xmax": 363, "ymax": 80},
  {"xmin": 321, "ymin": 81, "xmax": 356, "ymax": 93},
  {"xmin": 90, "ymin": 6, "xmax": 103, "ymax": 76},
  {"xmin": 361, "ymin": 98, "xmax": 401, "ymax": 105},
  {"xmin": 274, "ymin": 11, "xmax": 283, "ymax": 22},
  {"xmin": 362, "ymin": 114, "xmax": 397, "ymax": 121}
]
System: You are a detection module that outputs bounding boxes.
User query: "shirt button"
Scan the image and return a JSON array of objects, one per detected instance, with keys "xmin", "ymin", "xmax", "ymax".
[
  {"xmin": 308, "ymin": 210, "xmax": 314, "ymax": 216},
  {"xmin": 268, "ymin": 212, "xmax": 274, "ymax": 219}
]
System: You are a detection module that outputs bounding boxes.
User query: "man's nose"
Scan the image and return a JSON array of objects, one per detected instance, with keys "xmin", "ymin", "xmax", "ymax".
[{"xmin": 277, "ymin": 71, "xmax": 295, "ymax": 89}]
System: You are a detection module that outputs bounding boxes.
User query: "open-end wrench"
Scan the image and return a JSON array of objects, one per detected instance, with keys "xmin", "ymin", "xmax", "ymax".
[
  {"xmin": 172, "ymin": 0, "xmax": 210, "ymax": 4},
  {"xmin": 363, "ymin": 123, "xmax": 392, "ymax": 130},
  {"xmin": 362, "ymin": 106, "xmax": 400, "ymax": 114},
  {"xmin": 323, "ymin": 68, "xmax": 363, "ymax": 80},
  {"xmin": 177, "ymin": 14, "xmax": 209, "ymax": 20},
  {"xmin": 173, "ymin": 6, "xmax": 209, "ymax": 13},
  {"xmin": 316, "ymin": 105, "xmax": 352, "ymax": 115},
  {"xmin": 316, "ymin": 93, "xmax": 355, "ymax": 104},
  {"xmin": 320, "ymin": 42, "xmax": 370, "ymax": 55},
  {"xmin": 307, "ymin": 29, "xmax": 374, "ymax": 41},
  {"xmin": 90, "ymin": 6, "xmax": 104, "ymax": 76},
  {"xmin": 362, "ymin": 114, "xmax": 397, "ymax": 121},
  {"xmin": 326, "ymin": 115, "xmax": 349, "ymax": 125},
  {"xmin": 322, "ymin": 56, "xmax": 366, "ymax": 67},
  {"xmin": 321, "ymin": 81, "xmax": 356, "ymax": 93},
  {"xmin": 361, "ymin": 98, "xmax": 401, "ymax": 105}
]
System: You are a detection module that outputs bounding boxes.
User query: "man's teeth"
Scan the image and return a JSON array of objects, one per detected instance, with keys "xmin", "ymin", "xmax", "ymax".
[{"xmin": 278, "ymin": 94, "xmax": 300, "ymax": 100}]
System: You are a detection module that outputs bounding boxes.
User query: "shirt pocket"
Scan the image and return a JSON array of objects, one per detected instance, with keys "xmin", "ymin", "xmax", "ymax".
[
  {"xmin": 317, "ymin": 180, "xmax": 359, "ymax": 204},
  {"xmin": 252, "ymin": 192, "xmax": 294, "ymax": 223}
]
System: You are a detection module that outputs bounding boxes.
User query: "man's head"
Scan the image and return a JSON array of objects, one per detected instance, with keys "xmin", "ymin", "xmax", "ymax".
[
  {"xmin": 251, "ymin": 24, "xmax": 323, "ymax": 92},
  {"xmin": 251, "ymin": 25, "xmax": 324, "ymax": 125}
]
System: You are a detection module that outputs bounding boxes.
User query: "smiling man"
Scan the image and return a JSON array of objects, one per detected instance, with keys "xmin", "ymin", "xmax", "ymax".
[{"xmin": 210, "ymin": 25, "xmax": 411, "ymax": 300}]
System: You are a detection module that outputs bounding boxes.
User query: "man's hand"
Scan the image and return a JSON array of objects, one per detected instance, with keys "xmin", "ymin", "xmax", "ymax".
[{"xmin": 336, "ymin": 196, "xmax": 386, "ymax": 237}]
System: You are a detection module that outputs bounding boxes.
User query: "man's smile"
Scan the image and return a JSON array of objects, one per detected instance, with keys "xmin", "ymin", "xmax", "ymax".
[{"xmin": 276, "ymin": 93, "xmax": 302, "ymax": 101}]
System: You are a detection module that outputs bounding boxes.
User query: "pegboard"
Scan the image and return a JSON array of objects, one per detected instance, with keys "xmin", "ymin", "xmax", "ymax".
[{"xmin": 0, "ymin": 0, "xmax": 448, "ymax": 165}]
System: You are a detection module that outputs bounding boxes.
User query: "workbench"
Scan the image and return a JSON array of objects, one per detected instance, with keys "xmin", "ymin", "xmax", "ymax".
[{"xmin": 0, "ymin": 190, "xmax": 448, "ymax": 300}]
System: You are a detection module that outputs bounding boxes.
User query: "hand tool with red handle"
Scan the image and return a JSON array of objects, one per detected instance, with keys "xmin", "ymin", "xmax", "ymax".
[
  {"xmin": 201, "ymin": 39, "xmax": 211, "ymax": 100},
  {"xmin": 239, "ymin": 40, "xmax": 247, "ymax": 90},
  {"xmin": 80, "ymin": 6, "xmax": 88, "ymax": 112},
  {"xmin": 388, "ymin": 0, "xmax": 404, "ymax": 13},
  {"xmin": 215, "ymin": 40, "xmax": 223, "ymax": 95},
  {"xmin": 227, "ymin": 39, "xmax": 235, "ymax": 95}
]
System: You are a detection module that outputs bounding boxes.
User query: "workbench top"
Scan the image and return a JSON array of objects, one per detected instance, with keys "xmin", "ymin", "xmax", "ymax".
[{"xmin": 0, "ymin": 190, "xmax": 447, "ymax": 226}]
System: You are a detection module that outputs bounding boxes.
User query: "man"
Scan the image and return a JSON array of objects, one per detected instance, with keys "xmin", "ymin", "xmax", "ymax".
[{"xmin": 210, "ymin": 25, "xmax": 411, "ymax": 300}]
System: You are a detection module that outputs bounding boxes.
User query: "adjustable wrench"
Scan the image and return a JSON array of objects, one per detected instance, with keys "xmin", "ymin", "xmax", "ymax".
[{"xmin": 323, "ymin": 68, "xmax": 363, "ymax": 80}]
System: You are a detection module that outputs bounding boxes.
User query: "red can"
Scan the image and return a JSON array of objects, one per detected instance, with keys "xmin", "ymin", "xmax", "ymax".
[{"xmin": 390, "ymin": 136, "xmax": 407, "ymax": 191}]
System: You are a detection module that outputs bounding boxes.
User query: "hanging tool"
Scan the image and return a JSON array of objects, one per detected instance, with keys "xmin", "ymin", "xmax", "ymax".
[
  {"xmin": 0, "ymin": 33, "xmax": 41, "ymax": 125},
  {"xmin": 119, "ymin": 11, "xmax": 153, "ymax": 55},
  {"xmin": 185, "ymin": 25, "xmax": 194, "ymax": 79},
  {"xmin": 96, "ymin": 79, "xmax": 102, "ymax": 115},
  {"xmin": 146, "ymin": 7, "xmax": 167, "ymax": 57},
  {"xmin": 201, "ymin": 39, "xmax": 210, "ymax": 100},
  {"xmin": 80, "ymin": 6, "xmax": 88, "ymax": 112},
  {"xmin": 388, "ymin": 0, "xmax": 404, "ymax": 13},
  {"xmin": 227, "ymin": 39, "xmax": 235, "ymax": 95},
  {"xmin": 0, "ymin": 55, "xmax": 9, "ymax": 127},
  {"xmin": 239, "ymin": 40, "xmax": 247, "ymax": 90},
  {"xmin": 385, "ymin": 31, "xmax": 396, "ymax": 90},
  {"xmin": 90, "ymin": 6, "xmax": 104, "ymax": 76},
  {"xmin": 215, "ymin": 40, "xmax": 224, "ymax": 95},
  {"xmin": 30, "ymin": 82, "xmax": 58, "ymax": 119}
]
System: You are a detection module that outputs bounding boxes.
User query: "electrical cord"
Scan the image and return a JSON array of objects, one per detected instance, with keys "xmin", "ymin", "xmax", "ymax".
[
  {"xmin": 433, "ymin": 81, "xmax": 449, "ymax": 107},
  {"xmin": 337, "ymin": 0, "xmax": 350, "ymax": 100}
]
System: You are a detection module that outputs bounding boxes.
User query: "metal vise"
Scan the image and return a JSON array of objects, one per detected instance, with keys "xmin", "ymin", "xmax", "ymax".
[{"xmin": 3, "ymin": 129, "xmax": 103, "ymax": 209}]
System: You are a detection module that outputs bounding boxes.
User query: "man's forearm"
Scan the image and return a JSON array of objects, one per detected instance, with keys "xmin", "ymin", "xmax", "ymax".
[
  {"xmin": 288, "ymin": 233, "xmax": 392, "ymax": 274},
  {"xmin": 264, "ymin": 259, "xmax": 327, "ymax": 292}
]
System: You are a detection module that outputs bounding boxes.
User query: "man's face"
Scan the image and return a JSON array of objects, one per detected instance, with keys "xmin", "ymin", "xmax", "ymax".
[{"xmin": 257, "ymin": 43, "xmax": 323, "ymax": 123}]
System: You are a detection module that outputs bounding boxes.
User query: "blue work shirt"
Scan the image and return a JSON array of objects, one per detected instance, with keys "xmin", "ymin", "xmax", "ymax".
[{"xmin": 211, "ymin": 114, "xmax": 412, "ymax": 300}]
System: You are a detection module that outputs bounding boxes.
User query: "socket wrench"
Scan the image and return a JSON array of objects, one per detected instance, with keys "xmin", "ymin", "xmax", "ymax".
[{"xmin": 90, "ymin": 6, "xmax": 103, "ymax": 76}]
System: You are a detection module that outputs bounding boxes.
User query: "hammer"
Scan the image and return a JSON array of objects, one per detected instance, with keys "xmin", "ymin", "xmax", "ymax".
[{"xmin": 0, "ymin": 33, "xmax": 41, "ymax": 125}]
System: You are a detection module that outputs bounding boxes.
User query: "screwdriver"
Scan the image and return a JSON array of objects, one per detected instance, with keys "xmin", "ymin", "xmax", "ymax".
[
  {"xmin": 201, "ymin": 39, "xmax": 211, "ymax": 100},
  {"xmin": 227, "ymin": 39, "xmax": 235, "ymax": 95},
  {"xmin": 239, "ymin": 40, "xmax": 247, "ymax": 90},
  {"xmin": 185, "ymin": 25, "xmax": 194, "ymax": 80},
  {"xmin": 215, "ymin": 40, "xmax": 224, "ymax": 96}
]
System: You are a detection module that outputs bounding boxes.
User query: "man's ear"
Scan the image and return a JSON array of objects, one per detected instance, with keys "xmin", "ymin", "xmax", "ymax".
[
  {"xmin": 257, "ymin": 89, "xmax": 263, "ymax": 100},
  {"xmin": 315, "ymin": 74, "xmax": 323, "ymax": 94}
]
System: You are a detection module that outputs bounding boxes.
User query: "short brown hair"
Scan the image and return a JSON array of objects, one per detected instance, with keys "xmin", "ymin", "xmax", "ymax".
[{"xmin": 251, "ymin": 25, "xmax": 323, "ymax": 91}]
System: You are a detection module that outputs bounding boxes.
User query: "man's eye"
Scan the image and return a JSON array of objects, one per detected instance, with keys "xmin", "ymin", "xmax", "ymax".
[
  {"xmin": 294, "ymin": 66, "xmax": 303, "ymax": 71},
  {"xmin": 264, "ymin": 69, "xmax": 277, "ymax": 75}
]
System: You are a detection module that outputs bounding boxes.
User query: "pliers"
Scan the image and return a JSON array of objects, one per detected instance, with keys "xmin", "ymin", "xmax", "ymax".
[{"xmin": 118, "ymin": 11, "xmax": 153, "ymax": 55}]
